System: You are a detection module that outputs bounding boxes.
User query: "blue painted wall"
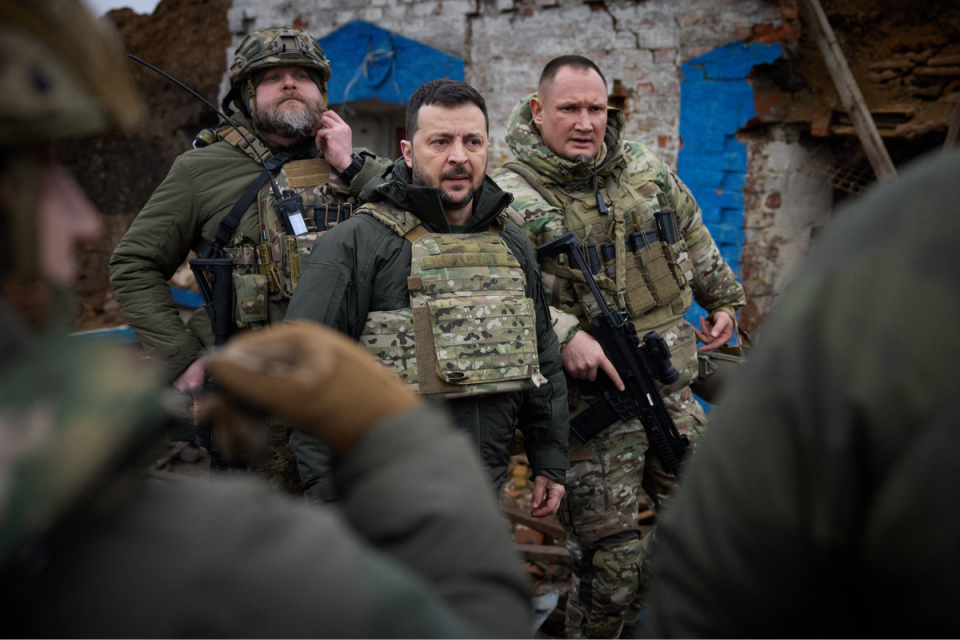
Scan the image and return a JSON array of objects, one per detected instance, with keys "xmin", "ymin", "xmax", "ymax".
[
  {"xmin": 678, "ymin": 41, "xmax": 782, "ymax": 328},
  {"xmin": 318, "ymin": 21, "xmax": 464, "ymax": 107}
]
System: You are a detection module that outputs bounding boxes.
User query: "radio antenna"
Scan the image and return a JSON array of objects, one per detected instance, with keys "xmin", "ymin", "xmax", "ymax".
[{"xmin": 128, "ymin": 55, "xmax": 283, "ymax": 200}]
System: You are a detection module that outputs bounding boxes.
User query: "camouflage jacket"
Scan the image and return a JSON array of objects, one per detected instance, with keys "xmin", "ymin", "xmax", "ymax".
[
  {"xmin": 492, "ymin": 95, "xmax": 745, "ymax": 394},
  {"xmin": 108, "ymin": 111, "xmax": 392, "ymax": 382},
  {"xmin": 286, "ymin": 158, "xmax": 569, "ymax": 486},
  {"xmin": 0, "ymin": 300, "xmax": 167, "ymax": 567},
  {"xmin": 645, "ymin": 150, "xmax": 960, "ymax": 637}
]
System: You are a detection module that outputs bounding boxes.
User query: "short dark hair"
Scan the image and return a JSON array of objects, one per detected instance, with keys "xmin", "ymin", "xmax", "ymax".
[
  {"xmin": 538, "ymin": 55, "xmax": 607, "ymax": 96},
  {"xmin": 405, "ymin": 79, "xmax": 489, "ymax": 141}
]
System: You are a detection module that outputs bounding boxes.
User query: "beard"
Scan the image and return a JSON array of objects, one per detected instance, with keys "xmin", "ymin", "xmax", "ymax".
[
  {"xmin": 411, "ymin": 160, "xmax": 483, "ymax": 212},
  {"xmin": 253, "ymin": 91, "xmax": 324, "ymax": 139}
]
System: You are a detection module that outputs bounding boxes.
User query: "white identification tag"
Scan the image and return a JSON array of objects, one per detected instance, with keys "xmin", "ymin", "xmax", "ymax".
[{"xmin": 288, "ymin": 212, "xmax": 308, "ymax": 236}]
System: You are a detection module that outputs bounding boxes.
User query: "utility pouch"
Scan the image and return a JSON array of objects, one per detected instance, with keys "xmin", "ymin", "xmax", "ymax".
[
  {"xmin": 662, "ymin": 242, "xmax": 689, "ymax": 289},
  {"xmin": 232, "ymin": 272, "xmax": 269, "ymax": 325},
  {"xmin": 280, "ymin": 236, "xmax": 300, "ymax": 296},
  {"xmin": 257, "ymin": 244, "xmax": 282, "ymax": 294},
  {"xmin": 362, "ymin": 309, "xmax": 418, "ymax": 386},
  {"xmin": 636, "ymin": 241, "xmax": 681, "ymax": 308}
]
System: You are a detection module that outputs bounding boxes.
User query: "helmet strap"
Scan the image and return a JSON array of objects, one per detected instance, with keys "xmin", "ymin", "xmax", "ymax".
[{"xmin": 247, "ymin": 77, "xmax": 258, "ymax": 115}]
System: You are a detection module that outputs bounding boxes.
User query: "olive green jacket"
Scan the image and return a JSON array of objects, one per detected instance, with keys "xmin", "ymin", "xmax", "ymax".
[
  {"xmin": 644, "ymin": 150, "xmax": 960, "ymax": 638},
  {"xmin": 286, "ymin": 158, "xmax": 569, "ymax": 486},
  {"xmin": 2, "ymin": 299, "xmax": 530, "ymax": 636},
  {"xmin": 108, "ymin": 112, "xmax": 391, "ymax": 382}
]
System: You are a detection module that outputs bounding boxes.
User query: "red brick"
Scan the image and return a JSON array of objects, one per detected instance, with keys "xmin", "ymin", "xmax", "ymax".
[
  {"xmin": 635, "ymin": 82, "xmax": 655, "ymax": 97},
  {"xmin": 778, "ymin": 1, "xmax": 798, "ymax": 20},
  {"xmin": 514, "ymin": 524, "xmax": 546, "ymax": 546},
  {"xmin": 654, "ymin": 48, "xmax": 674, "ymax": 65},
  {"xmin": 752, "ymin": 22, "xmax": 802, "ymax": 44}
]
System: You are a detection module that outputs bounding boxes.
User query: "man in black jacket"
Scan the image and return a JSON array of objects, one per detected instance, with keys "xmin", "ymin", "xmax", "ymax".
[{"xmin": 287, "ymin": 80, "xmax": 569, "ymax": 515}]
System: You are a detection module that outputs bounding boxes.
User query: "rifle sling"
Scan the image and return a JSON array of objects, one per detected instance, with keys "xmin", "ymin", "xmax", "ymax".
[{"xmin": 195, "ymin": 149, "xmax": 300, "ymax": 259}]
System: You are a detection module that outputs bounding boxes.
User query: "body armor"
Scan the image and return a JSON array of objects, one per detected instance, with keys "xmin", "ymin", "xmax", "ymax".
[
  {"xmin": 210, "ymin": 124, "xmax": 355, "ymax": 328},
  {"xmin": 502, "ymin": 160, "xmax": 699, "ymax": 391},
  {"xmin": 358, "ymin": 202, "xmax": 547, "ymax": 398}
]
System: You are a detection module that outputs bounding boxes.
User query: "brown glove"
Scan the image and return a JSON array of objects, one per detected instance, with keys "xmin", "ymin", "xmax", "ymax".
[{"xmin": 204, "ymin": 321, "xmax": 419, "ymax": 455}]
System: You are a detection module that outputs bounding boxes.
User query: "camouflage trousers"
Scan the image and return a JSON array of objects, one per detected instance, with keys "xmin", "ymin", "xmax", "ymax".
[{"xmin": 559, "ymin": 386, "xmax": 706, "ymax": 639}]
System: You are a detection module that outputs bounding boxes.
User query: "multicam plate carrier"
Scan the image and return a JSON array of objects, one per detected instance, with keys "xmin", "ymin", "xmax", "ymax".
[
  {"xmin": 212, "ymin": 124, "xmax": 356, "ymax": 328},
  {"xmin": 359, "ymin": 203, "xmax": 547, "ymax": 399}
]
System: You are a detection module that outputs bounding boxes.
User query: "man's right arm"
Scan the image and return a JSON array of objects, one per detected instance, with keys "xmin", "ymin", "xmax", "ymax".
[
  {"xmin": 493, "ymin": 169, "xmax": 619, "ymax": 382},
  {"xmin": 109, "ymin": 156, "xmax": 205, "ymax": 383}
]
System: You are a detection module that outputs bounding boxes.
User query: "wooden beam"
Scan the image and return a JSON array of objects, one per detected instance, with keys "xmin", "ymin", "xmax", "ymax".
[
  {"xmin": 799, "ymin": 0, "xmax": 897, "ymax": 181},
  {"xmin": 501, "ymin": 504, "xmax": 566, "ymax": 540},
  {"xmin": 516, "ymin": 543, "xmax": 572, "ymax": 564},
  {"xmin": 945, "ymin": 98, "xmax": 960, "ymax": 150}
]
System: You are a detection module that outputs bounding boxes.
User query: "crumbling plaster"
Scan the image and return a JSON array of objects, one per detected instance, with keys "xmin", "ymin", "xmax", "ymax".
[{"xmin": 740, "ymin": 125, "xmax": 833, "ymax": 331}]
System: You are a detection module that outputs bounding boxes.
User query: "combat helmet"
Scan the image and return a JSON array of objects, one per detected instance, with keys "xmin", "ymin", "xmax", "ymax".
[
  {"xmin": 222, "ymin": 27, "xmax": 332, "ymax": 116},
  {"xmin": 0, "ymin": 0, "xmax": 142, "ymax": 284},
  {"xmin": 0, "ymin": 0, "xmax": 141, "ymax": 146}
]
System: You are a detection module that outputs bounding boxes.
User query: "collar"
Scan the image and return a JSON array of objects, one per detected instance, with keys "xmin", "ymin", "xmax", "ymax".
[{"xmin": 361, "ymin": 157, "xmax": 514, "ymax": 233}]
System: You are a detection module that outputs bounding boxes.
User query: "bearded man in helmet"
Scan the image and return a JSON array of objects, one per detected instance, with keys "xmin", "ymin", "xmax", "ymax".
[
  {"xmin": 0, "ymin": 3, "xmax": 531, "ymax": 636},
  {"xmin": 109, "ymin": 27, "xmax": 391, "ymax": 393}
]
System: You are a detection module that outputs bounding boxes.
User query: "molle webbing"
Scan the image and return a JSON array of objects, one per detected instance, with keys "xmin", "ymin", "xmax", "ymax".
[
  {"xmin": 360, "ymin": 205, "xmax": 544, "ymax": 398},
  {"xmin": 409, "ymin": 231, "xmax": 540, "ymax": 392}
]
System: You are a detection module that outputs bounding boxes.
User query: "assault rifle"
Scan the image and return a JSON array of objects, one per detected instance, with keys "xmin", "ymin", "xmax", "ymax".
[{"xmin": 537, "ymin": 232, "xmax": 691, "ymax": 475}]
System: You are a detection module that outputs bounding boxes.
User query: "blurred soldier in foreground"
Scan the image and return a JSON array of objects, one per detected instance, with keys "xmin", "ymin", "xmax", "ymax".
[
  {"xmin": 644, "ymin": 149, "xmax": 960, "ymax": 638},
  {"xmin": 0, "ymin": 2, "xmax": 530, "ymax": 636},
  {"xmin": 492, "ymin": 56, "xmax": 745, "ymax": 638}
]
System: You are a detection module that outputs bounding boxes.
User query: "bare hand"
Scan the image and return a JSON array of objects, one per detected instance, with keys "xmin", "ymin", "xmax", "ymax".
[
  {"xmin": 313, "ymin": 110, "xmax": 354, "ymax": 175},
  {"xmin": 530, "ymin": 475, "xmax": 565, "ymax": 517},
  {"xmin": 561, "ymin": 330, "xmax": 625, "ymax": 391},
  {"xmin": 694, "ymin": 312, "xmax": 735, "ymax": 351},
  {"xmin": 173, "ymin": 358, "xmax": 205, "ymax": 424},
  {"xmin": 173, "ymin": 357, "xmax": 205, "ymax": 393}
]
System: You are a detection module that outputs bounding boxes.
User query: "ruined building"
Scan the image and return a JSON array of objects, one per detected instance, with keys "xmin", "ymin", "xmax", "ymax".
[{"xmin": 67, "ymin": 0, "xmax": 960, "ymax": 334}]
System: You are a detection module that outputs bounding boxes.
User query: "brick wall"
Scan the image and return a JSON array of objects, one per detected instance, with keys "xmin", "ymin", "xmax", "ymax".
[
  {"xmin": 740, "ymin": 125, "xmax": 833, "ymax": 331},
  {"xmin": 226, "ymin": 0, "xmax": 782, "ymax": 168}
]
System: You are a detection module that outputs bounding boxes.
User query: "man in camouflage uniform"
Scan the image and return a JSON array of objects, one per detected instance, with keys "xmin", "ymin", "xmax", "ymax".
[
  {"xmin": 492, "ymin": 56, "xmax": 745, "ymax": 638},
  {"xmin": 287, "ymin": 79, "xmax": 570, "ymax": 515},
  {"xmin": 644, "ymin": 149, "xmax": 960, "ymax": 638},
  {"xmin": 109, "ymin": 26, "xmax": 391, "ymax": 392},
  {"xmin": 1, "ymin": 4, "xmax": 531, "ymax": 635}
]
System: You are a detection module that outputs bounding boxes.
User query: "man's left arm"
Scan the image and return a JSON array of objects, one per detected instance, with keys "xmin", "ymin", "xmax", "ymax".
[
  {"xmin": 666, "ymin": 169, "xmax": 745, "ymax": 349},
  {"xmin": 506, "ymin": 224, "xmax": 570, "ymax": 516}
]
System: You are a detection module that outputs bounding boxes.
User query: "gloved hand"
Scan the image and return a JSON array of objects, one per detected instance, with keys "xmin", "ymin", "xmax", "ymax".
[{"xmin": 204, "ymin": 321, "xmax": 419, "ymax": 456}]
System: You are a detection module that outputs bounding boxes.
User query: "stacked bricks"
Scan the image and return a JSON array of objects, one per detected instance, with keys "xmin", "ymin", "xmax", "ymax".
[{"xmin": 867, "ymin": 36, "xmax": 960, "ymax": 101}]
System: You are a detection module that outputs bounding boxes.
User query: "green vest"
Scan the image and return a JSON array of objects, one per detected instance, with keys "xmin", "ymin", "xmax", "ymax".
[
  {"xmin": 210, "ymin": 124, "xmax": 356, "ymax": 327},
  {"xmin": 359, "ymin": 202, "xmax": 547, "ymax": 399},
  {"xmin": 503, "ymin": 161, "xmax": 695, "ymax": 332}
]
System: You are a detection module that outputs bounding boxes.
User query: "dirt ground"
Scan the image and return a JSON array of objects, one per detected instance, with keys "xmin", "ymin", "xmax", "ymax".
[{"xmin": 57, "ymin": 0, "xmax": 231, "ymax": 331}]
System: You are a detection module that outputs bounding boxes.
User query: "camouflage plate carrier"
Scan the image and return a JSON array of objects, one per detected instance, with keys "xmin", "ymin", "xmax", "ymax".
[
  {"xmin": 200, "ymin": 124, "xmax": 358, "ymax": 330},
  {"xmin": 499, "ymin": 156, "xmax": 698, "ymax": 390},
  {"xmin": 358, "ymin": 203, "xmax": 547, "ymax": 398}
]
